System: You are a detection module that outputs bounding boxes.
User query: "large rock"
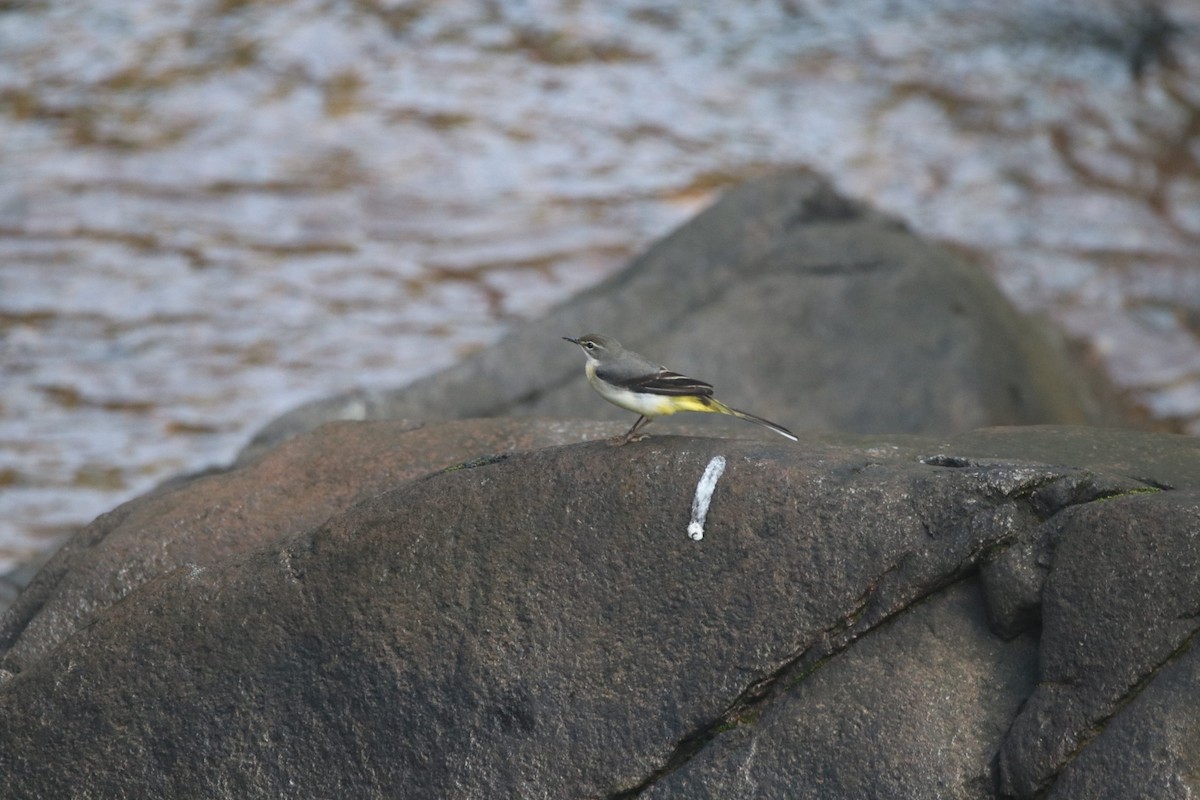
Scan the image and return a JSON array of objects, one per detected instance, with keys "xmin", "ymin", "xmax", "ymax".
[
  {"xmin": 0, "ymin": 172, "xmax": 1180, "ymax": 798},
  {"xmin": 0, "ymin": 417, "xmax": 614, "ymax": 675},
  {"xmin": 2, "ymin": 422, "xmax": 1198, "ymax": 798},
  {"xmin": 238, "ymin": 171, "xmax": 1112, "ymax": 464}
]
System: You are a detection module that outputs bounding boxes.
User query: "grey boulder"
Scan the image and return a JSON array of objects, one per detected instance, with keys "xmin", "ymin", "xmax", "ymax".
[{"xmin": 2, "ymin": 423, "xmax": 1198, "ymax": 798}]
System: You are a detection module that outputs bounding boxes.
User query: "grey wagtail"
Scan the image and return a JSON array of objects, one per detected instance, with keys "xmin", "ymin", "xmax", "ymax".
[{"xmin": 564, "ymin": 333, "xmax": 798, "ymax": 446}]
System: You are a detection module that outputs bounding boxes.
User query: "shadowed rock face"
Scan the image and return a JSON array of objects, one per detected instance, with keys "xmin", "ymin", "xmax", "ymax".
[{"xmin": 1, "ymin": 421, "xmax": 1198, "ymax": 798}]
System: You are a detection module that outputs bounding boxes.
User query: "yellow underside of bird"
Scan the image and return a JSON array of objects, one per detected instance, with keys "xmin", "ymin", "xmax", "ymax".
[{"xmin": 587, "ymin": 365, "xmax": 720, "ymax": 417}]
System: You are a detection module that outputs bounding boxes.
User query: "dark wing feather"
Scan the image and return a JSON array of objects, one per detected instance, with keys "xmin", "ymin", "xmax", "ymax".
[{"xmin": 603, "ymin": 367, "xmax": 715, "ymax": 397}]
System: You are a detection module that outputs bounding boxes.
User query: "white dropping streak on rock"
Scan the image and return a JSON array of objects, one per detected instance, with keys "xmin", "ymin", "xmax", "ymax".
[{"xmin": 687, "ymin": 455, "xmax": 727, "ymax": 541}]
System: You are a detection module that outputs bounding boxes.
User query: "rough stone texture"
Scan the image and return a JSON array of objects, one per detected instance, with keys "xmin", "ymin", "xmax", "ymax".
[
  {"xmin": 998, "ymin": 490, "xmax": 1200, "ymax": 797},
  {"xmin": 643, "ymin": 579, "xmax": 1039, "ymax": 800},
  {"xmin": 925, "ymin": 425, "xmax": 1200, "ymax": 489},
  {"xmin": 2, "ymin": 424, "xmax": 1199, "ymax": 798},
  {"xmin": 238, "ymin": 171, "xmax": 1111, "ymax": 465},
  {"xmin": 1046, "ymin": 639, "xmax": 1200, "ymax": 800},
  {"xmin": 0, "ymin": 417, "xmax": 614, "ymax": 675}
]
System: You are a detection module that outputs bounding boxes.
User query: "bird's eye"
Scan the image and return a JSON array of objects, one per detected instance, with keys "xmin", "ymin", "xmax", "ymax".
[{"xmin": 584, "ymin": 341, "xmax": 595, "ymax": 350}]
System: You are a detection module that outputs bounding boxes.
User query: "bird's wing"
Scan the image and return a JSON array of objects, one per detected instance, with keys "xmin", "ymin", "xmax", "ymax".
[{"xmin": 601, "ymin": 367, "xmax": 715, "ymax": 397}]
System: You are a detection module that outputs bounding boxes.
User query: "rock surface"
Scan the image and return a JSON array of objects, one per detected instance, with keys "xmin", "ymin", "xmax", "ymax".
[
  {"xmin": 998, "ymin": 489, "xmax": 1200, "ymax": 797},
  {"xmin": 643, "ymin": 579, "xmax": 1039, "ymax": 799},
  {"xmin": 238, "ymin": 171, "xmax": 1114, "ymax": 465},
  {"xmin": 0, "ymin": 418, "xmax": 614, "ymax": 675},
  {"xmin": 2, "ymin": 422, "xmax": 1198, "ymax": 798}
]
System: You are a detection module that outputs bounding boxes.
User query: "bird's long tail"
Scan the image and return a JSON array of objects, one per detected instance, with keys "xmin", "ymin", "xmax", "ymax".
[{"xmin": 708, "ymin": 399, "xmax": 798, "ymax": 442}]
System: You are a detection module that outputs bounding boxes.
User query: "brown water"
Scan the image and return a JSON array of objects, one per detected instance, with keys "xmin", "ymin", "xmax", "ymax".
[{"xmin": 2, "ymin": 0, "xmax": 1199, "ymax": 571}]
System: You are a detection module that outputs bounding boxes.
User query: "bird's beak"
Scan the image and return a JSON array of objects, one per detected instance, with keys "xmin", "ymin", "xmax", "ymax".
[{"xmin": 563, "ymin": 336, "xmax": 580, "ymax": 345}]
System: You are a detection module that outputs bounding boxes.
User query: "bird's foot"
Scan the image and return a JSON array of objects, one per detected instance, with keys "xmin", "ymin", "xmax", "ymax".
[{"xmin": 607, "ymin": 433, "xmax": 650, "ymax": 446}]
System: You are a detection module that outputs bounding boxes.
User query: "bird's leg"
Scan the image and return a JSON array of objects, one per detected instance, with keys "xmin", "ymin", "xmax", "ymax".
[
  {"xmin": 610, "ymin": 415, "xmax": 653, "ymax": 446},
  {"xmin": 627, "ymin": 416, "xmax": 654, "ymax": 442}
]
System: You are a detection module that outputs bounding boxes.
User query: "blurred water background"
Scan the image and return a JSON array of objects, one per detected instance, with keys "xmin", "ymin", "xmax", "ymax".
[{"xmin": 2, "ymin": 0, "xmax": 1199, "ymax": 573}]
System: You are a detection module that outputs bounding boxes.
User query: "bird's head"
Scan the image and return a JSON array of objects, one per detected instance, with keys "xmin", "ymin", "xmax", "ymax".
[{"xmin": 563, "ymin": 333, "xmax": 621, "ymax": 363}]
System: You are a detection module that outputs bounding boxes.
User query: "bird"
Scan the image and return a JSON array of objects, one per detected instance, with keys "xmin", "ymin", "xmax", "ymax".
[{"xmin": 564, "ymin": 333, "xmax": 798, "ymax": 446}]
